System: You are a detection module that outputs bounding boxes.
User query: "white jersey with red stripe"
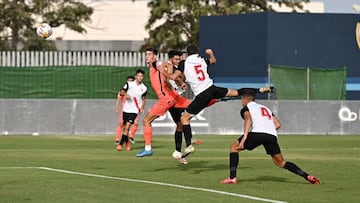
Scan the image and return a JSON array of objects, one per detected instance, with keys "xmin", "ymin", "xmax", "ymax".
[
  {"xmin": 245, "ymin": 101, "xmax": 278, "ymax": 137},
  {"xmin": 178, "ymin": 54, "xmax": 213, "ymax": 96},
  {"xmin": 123, "ymin": 81, "xmax": 147, "ymax": 113}
]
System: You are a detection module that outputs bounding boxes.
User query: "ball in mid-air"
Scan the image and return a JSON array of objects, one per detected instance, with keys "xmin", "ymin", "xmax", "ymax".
[{"xmin": 36, "ymin": 23, "xmax": 52, "ymax": 39}]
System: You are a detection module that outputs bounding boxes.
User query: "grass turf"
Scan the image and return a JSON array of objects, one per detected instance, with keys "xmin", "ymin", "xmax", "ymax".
[{"xmin": 0, "ymin": 135, "xmax": 359, "ymax": 203}]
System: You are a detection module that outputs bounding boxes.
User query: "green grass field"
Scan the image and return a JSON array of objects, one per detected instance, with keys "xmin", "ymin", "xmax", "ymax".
[{"xmin": 0, "ymin": 135, "xmax": 359, "ymax": 203}]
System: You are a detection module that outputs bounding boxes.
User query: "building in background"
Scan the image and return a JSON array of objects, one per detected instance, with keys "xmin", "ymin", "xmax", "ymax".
[
  {"xmin": 51, "ymin": 0, "xmax": 324, "ymax": 51},
  {"xmin": 52, "ymin": 0, "xmax": 150, "ymax": 51},
  {"xmin": 268, "ymin": 1, "xmax": 323, "ymax": 12}
]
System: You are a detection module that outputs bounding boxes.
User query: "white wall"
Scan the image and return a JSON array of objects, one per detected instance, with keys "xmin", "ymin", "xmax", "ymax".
[{"xmin": 1, "ymin": 99, "xmax": 359, "ymax": 135}]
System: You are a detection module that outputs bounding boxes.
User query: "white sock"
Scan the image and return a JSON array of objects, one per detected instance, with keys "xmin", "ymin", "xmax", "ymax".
[{"xmin": 145, "ymin": 145, "xmax": 152, "ymax": 151}]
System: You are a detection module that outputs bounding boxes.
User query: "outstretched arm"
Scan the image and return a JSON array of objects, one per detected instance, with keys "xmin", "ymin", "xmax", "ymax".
[{"xmin": 205, "ymin": 49, "xmax": 216, "ymax": 64}]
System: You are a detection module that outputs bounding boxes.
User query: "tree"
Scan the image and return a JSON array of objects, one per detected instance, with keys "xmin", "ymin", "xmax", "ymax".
[
  {"xmin": 0, "ymin": 0, "xmax": 93, "ymax": 51},
  {"xmin": 141, "ymin": 0, "xmax": 309, "ymax": 51}
]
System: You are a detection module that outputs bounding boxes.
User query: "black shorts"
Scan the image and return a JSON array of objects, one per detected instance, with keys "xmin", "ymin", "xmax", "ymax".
[
  {"xmin": 122, "ymin": 112, "xmax": 138, "ymax": 125},
  {"xmin": 187, "ymin": 85, "xmax": 228, "ymax": 115},
  {"xmin": 238, "ymin": 132, "xmax": 281, "ymax": 155},
  {"xmin": 168, "ymin": 107, "xmax": 184, "ymax": 123}
]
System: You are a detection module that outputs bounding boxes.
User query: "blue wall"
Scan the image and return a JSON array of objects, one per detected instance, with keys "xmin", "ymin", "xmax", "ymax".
[{"xmin": 199, "ymin": 13, "xmax": 360, "ymax": 99}]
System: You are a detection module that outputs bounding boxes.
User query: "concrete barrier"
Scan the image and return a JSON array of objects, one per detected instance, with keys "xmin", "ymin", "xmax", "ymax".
[{"xmin": 0, "ymin": 99, "xmax": 359, "ymax": 135}]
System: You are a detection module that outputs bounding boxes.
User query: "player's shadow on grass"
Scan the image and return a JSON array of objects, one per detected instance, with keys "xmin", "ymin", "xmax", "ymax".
[
  {"xmin": 152, "ymin": 161, "xmax": 247, "ymax": 174},
  {"xmin": 240, "ymin": 175, "xmax": 306, "ymax": 184},
  {"xmin": 126, "ymin": 141, "xmax": 165, "ymax": 151}
]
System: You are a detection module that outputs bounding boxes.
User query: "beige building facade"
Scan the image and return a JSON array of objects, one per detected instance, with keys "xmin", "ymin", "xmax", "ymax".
[{"xmin": 51, "ymin": 0, "xmax": 324, "ymax": 41}]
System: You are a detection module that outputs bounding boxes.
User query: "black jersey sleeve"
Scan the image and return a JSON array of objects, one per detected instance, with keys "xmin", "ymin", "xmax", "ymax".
[
  {"xmin": 142, "ymin": 90, "xmax": 147, "ymax": 97},
  {"xmin": 205, "ymin": 58, "xmax": 210, "ymax": 66},
  {"xmin": 122, "ymin": 82, "xmax": 129, "ymax": 91},
  {"xmin": 177, "ymin": 60, "xmax": 185, "ymax": 73},
  {"xmin": 151, "ymin": 61, "xmax": 157, "ymax": 69},
  {"xmin": 173, "ymin": 64, "xmax": 179, "ymax": 73},
  {"xmin": 240, "ymin": 106, "xmax": 249, "ymax": 120}
]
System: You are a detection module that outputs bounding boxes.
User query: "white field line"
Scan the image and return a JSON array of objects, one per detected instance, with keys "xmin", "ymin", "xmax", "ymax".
[{"xmin": 0, "ymin": 166, "xmax": 288, "ymax": 203}]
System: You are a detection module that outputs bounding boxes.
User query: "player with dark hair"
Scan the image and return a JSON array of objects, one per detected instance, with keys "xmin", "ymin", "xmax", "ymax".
[
  {"xmin": 166, "ymin": 50, "xmax": 189, "ymax": 163},
  {"xmin": 220, "ymin": 89, "xmax": 320, "ymax": 184},
  {"xmin": 136, "ymin": 48, "xmax": 193, "ymax": 157},
  {"xmin": 180, "ymin": 51, "xmax": 187, "ymax": 61},
  {"xmin": 115, "ymin": 75, "xmax": 135, "ymax": 144},
  {"xmin": 116, "ymin": 69, "xmax": 147, "ymax": 151},
  {"xmin": 159, "ymin": 45, "xmax": 275, "ymax": 159},
  {"xmin": 166, "ymin": 50, "xmax": 204, "ymax": 164}
]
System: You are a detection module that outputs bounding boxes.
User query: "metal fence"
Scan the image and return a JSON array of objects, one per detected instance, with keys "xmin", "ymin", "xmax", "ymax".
[{"xmin": 0, "ymin": 51, "xmax": 167, "ymax": 67}]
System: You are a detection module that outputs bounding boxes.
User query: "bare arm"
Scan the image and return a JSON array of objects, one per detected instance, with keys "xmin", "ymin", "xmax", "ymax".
[
  {"xmin": 158, "ymin": 62, "xmax": 182, "ymax": 81},
  {"xmin": 140, "ymin": 96, "xmax": 146, "ymax": 113},
  {"xmin": 238, "ymin": 111, "xmax": 252, "ymax": 149},
  {"xmin": 175, "ymin": 72, "xmax": 186, "ymax": 86},
  {"xmin": 158, "ymin": 62, "xmax": 186, "ymax": 90},
  {"xmin": 273, "ymin": 115, "xmax": 281, "ymax": 130},
  {"xmin": 205, "ymin": 49, "xmax": 216, "ymax": 64},
  {"xmin": 115, "ymin": 93, "xmax": 121, "ymax": 114},
  {"xmin": 166, "ymin": 62, "xmax": 174, "ymax": 74},
  {"xmin": 164, "ymin": 62, "xmax": 176, "ymax": 90}
]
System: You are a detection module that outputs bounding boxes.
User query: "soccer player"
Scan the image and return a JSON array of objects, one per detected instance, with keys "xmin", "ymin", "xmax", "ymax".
[
  {"xmin": 180, "ymin": 51, "xmax": 187, "ymax": 61},
  {"xmin": 115, "ymin": 75, "xmax": 135, "ymax": 144},
  {"xmin": 136, "ymin": 47, "xmax": 193, "ymax": 157},
  {"xmin": 166, "ymin": 50, "xmax": 201, "ymax": 164},
  {"xmin": 159, "ymin": 45, "xmax": 275, "ymax": 158},
  {"xmin": 220, "ymin": 89, "xmax": 320, "ymax": 184},
  {"xmin": 165, "ymin": 50, "xmax": 188, "ymax": 163},
  {"xmin": 116, "ymin": 69, "xmax": 147, "ymax": 151}
]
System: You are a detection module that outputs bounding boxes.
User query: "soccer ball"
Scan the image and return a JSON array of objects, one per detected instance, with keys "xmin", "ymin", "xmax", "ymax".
[{"xmin": 36, "ymin": 23, "xmax": 52, "ymax": 39}]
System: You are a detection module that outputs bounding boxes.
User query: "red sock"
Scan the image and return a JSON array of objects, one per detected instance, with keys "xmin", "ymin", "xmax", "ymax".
[
  {"xmin": 129, "ymin": 124, "xmax": 138, "ymax": 138},
  {"xmin": 115, "ymin": 126, "xmax": 122, "ymax": 141},
  {"xmin": 207, "ymin": 99, "xmax": 217, "ymax": 107},
  {"xmin": 143, "ymin": 126, "xmax": 152, "ymax": 145}
]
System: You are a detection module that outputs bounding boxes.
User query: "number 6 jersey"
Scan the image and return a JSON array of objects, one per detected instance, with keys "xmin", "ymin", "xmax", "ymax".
[
  {"xmin": 177, "ymin": 54, "xmax": 213, "ymax": 96},
  {"xmin": 240, "ymin": 101, "xmax": 278, "ymax": 137}
]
